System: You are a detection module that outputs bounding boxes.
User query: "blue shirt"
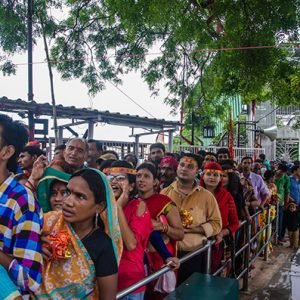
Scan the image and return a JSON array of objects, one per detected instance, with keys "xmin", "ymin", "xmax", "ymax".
[
  {"xmin": 0, "ymin": 175, "xmax": 43, "ymax": 296},
  {"xmin": 290, "ymin": 176, "xmax": 300, "ymax": 205}
]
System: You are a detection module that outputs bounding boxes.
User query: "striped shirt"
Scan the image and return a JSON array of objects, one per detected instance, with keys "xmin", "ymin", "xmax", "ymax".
[{"xmin": 0, "ymin": 174, "xmax": 43, "ymax": 297}]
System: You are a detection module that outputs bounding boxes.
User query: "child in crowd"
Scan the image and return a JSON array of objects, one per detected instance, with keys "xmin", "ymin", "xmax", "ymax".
[{"xmin": 286, "ymin": 202, "xmax": 299, "ymax": 249}]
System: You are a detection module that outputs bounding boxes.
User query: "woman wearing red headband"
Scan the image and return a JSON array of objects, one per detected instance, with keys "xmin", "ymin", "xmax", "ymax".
[{"xmin": 200, "ymin": 162, "xmax": 239, "ymax": 275}]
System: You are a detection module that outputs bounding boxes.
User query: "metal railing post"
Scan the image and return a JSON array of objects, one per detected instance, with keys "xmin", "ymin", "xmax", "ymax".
[
  {"xmin": 242, "ymin": 219, "xmax": 251, "ymax": 290},
  {"xmin": 275, "ymin": 202, "xmax": 279, "ymax": 245},
  {"xmin": 264, "ymin": 206, "xmax": 271, "ymax": 261},
  {"xmin": 231, "ymin": 232, "xmax": 237, "ymax": 278},
  {"xmin": 206, "ymin": 240, "xmax": 212, "ymax": 274}
]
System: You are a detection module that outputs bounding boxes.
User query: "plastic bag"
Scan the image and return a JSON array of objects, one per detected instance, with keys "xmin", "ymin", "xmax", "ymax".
[{"xmin": 154, "ymin": 270, "xmax": 176, "ymax": 293}]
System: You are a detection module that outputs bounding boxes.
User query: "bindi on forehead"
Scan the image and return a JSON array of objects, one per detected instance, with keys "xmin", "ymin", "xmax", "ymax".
[
  {"xmin": 181, "ymin": 157, "xmax": 195, "ymax": 163},
  {"xmin": 179, "ymin": 157, "xmax": 198, "ymax": 169}
]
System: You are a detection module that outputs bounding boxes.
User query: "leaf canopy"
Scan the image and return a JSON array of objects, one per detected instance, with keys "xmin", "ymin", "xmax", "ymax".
[{"xmin": 0, "ymin": 0, "xmax": 299, "ymax": 118}]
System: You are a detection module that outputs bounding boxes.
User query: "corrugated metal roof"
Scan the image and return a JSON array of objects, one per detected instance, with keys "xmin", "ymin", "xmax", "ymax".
[{"xmin": 0, "ymin": 97, "xmax": 181, "ymax": 130}]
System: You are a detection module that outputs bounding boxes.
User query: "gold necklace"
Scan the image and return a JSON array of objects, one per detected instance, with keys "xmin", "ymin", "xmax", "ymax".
[{"xmin": 178, "ymin": 182, "xmax": 194, "ymax": 197}]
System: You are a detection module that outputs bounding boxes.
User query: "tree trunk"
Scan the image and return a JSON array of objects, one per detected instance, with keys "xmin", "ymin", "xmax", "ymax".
[{"xmin": 40, "ymin": 17, "xmax": 58, "ymax": 147}]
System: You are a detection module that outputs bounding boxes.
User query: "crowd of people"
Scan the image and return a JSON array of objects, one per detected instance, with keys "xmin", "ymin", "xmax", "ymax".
[{"xmin": 0, "ymin": 113, "xmax": 300, "ymax": 299}]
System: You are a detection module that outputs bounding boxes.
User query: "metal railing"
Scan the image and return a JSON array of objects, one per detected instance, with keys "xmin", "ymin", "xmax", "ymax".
[
  {"xmin": 116, "ymin": 204, "xmax": 279, "ymax": 299},
  {"xmin": 44, "ymin": 137, "xmax": 152, "ymax": 161},
  {"xmin": 172, "ymin": 145, "xmax": 265, "ymax": 162},
  {"xmin": 42, "ymin": 137, "xmax": 265, "ymax": 163}
]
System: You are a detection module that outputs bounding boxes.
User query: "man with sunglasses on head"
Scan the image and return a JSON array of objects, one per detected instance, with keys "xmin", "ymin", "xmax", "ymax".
[
  {"xmin": 0, "ymin": 114, "xmax": 43, "ymax": 298},
  {"xmin": 161, "ymin": 153, "xmax": 222, "ymax": 284}
]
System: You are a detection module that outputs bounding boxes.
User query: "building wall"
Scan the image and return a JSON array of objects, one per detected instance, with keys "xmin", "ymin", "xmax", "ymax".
[
  {"xmin": 201, "ymin": 95, "xmax": 243, "ymax": 146},
  {"xmin": 255, "ymin": 102, "xmax": 277, "ymax": 160}
]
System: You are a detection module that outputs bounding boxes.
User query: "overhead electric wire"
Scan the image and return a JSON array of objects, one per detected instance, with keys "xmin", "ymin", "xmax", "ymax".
[
  {"xmin": 10, "ymin": 42, "xmax": 297, "ymax": 119},
  {"xmin": 107, "ymin": 80, "xmax": 156, "ymax": 118},
  {"xmin": 11, "ymin": 44, "xmax": 300, "ymax": 67},
  {"xmin": 256, "ymin": 106, "xmax": 279, "ymax": 123}
]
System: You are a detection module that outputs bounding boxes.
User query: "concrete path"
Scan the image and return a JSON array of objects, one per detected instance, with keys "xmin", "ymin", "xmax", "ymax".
[{"xmin": 240, "ymin": 241, "xmax": 295, "ymax": 300}]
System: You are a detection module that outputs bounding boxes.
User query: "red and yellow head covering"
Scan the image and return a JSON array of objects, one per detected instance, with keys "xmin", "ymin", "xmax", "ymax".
[
  {"xmin": 203, "ymin": 161, "xmax": 222, "ymax": 173},
  {"xmin": 200, "ymin": 162, "xmax": 223, "ymax": 189},
  {"xmin": 104, "ymin": 167, "xmax": 137, "ymax": 175},
  {"xmin": 159, "ymin": 156, "xmax": 179, "ymax": 170}
]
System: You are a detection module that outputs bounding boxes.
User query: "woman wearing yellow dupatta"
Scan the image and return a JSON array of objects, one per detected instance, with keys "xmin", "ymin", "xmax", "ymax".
[{"xmin": 35, "ymin": 168, "xmax": 122, "ymax": 300}]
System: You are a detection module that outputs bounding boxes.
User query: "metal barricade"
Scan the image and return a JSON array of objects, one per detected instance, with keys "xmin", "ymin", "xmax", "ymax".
[
  {"xmin": 209, "ymin": 205, "xmax": 279, "ymax": 289},
  {"xmin": 171, "ymin": 145, "xmax": 265, "ymax": 162},
  {"xmin": 116, "ymin": 205, "xmax": 279, "ymax": 298},
  {"xmin": 116, "ymin": 240, "xmax": 214, "ymax": 299}
]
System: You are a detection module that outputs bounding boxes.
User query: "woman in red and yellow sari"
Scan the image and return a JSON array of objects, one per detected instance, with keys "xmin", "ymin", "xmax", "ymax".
[
  {"xmin": 35, "ymin": 168, "xmax": 122, "ymax": 300},
  {"xmin": 136, "ymin": 163, "xmax": 184, "ymax": 299}
]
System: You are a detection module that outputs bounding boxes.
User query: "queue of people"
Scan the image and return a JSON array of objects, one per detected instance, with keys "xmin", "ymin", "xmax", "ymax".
[{"xmin": 0, "ymin": 113, "xmax": 299, "ymax": 300}]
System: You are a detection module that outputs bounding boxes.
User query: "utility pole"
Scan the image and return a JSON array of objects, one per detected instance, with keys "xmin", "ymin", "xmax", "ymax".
[
  {"xmin": 191, "ymin": 110, "xmax": 195, "ymax": 145},
  {"xmin": 27, "ymin": 0, "xmax": 34, "ymax": 141},
  {"xmin": 179, "ymin": 54, "xmax": 187, "ymax": 145}
]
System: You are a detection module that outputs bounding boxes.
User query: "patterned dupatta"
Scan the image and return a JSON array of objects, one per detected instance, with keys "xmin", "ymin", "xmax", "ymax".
[
  {"xmin": 95, "ymin": 169, "xmax": 122, "ymax": 261},
  {"xmin": 35, "ymin": 169, "xmax": 122, "ymax": 299}
]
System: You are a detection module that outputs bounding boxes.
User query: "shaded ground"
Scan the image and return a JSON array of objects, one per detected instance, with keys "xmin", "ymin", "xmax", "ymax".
[{"xmin": 240, "ymin": 240, "xmax": 295, "ymax": 300}]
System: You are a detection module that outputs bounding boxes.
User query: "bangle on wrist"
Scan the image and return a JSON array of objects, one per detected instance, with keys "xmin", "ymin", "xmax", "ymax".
[
  {"xmin": 161, "ymin": 223, "xmax": 169, "ymax": 233},
  {"xmin": 165, "ymin": 223, "xmax": 169, "ymax": 233},
  {"xmin": 161, "ymin": 222, "xmax": 165, "ymax": 232}
]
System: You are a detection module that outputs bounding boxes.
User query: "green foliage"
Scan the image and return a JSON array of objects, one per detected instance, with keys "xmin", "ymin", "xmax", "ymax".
[
  {"xmin": 292, "ymin": 117, "xmax": 300, "ymax": 130},
  {"xmin": 0, "ymin": 0, "xmax": 299, "ymax": 108},
  {"xmin": 0, "ymin": 0, "xmax": 61, "ymax": 75},
  {"xmin": 0, "ymin": 2, "xmax": 27, "ymax": 75},
  {"xmin": 0, "ymin": 59, "xmax": 16, "ymax": 75},
  {"xmin": 276, "ymin": 117, "xmax": 285, "ymax": 128},
  {"xmin": 101, "ymin": 0, "xmax": 300, "ymax": 107},
  {"xmin": 0, "ymin": 4, "xmax": 27, "ymax": 52}
]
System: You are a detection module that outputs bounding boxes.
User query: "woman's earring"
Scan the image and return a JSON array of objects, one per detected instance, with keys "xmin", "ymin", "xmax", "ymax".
[{"xmin": 95, "ymin": 213, "xmax": 99, "ymax": 228}]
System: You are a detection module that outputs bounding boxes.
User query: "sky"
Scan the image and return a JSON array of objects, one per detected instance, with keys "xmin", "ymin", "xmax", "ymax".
[{"xmin": 0, "ymin": 39, "xmax": 180, "ymax": 144}]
